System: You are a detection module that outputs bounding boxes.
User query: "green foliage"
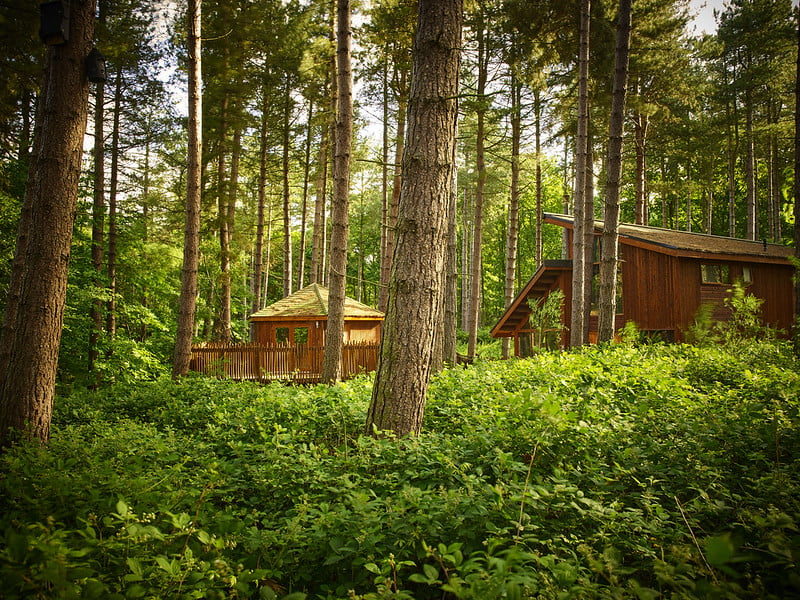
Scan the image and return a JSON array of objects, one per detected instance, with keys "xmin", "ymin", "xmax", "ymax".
[
  {"xmin": 1, "ymin": 344, "xmax": 799, "ymax": 599},
  {"xmin": 686, "ymin": 282, "xmax": 779, "ymax": 349},
  {"xmin": 526, "ymin": 289, "xmax": 565, "ymax": 351}
]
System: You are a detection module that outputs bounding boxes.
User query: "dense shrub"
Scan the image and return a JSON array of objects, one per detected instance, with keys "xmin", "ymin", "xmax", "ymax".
[{"xmin": 1, "ymin": 343, "xmax": 798, "ymax": 599}]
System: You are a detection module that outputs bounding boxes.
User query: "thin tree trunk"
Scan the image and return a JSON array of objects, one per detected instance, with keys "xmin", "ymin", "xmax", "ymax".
[
  {"xmin": 282, "ymin": 80, "xmax": 293, "ymax": 297},
  {"xmin": 381, "ymin": 78, "xmax": 407, "ymax": 312},
  {"xmin": 0, "ymin": 0, "xmax": 96, "ymax": 445},
  {"xmin": 467, "ymin": 19, "xmax": 488, "ymax": 359},
  {"xmin": 321, "ymin": 0, "xmax": 353, "ymax": 383},
  {"xmin": 379, "ymin": 64, "xmax": 390, "ymax": 311},
  {"xmin": 502, "ymin": 70, "xmax": 522, "ymax": 360},
  {"xmin": 461, "ymin": 185, "xmax": 472, "ymax": 330},
  {"xmin": 366, "ymin": 0, "xmax": 462, "ymax": 436},
  {"xmin": 214, "ymin": 92, "xmax": 232, "ymax": 342},
  {"xmin": 633, "ymin": 107, "xmax": 649, "ymax": 225},
  {"xmin": 173, "ymin": 0, "xmax": 202, "ymax": 378},
  {"xmin": 253, "ymin": 89, "xmax": 269, "ymax": 313},
  {"xmin": 794, "ymin": 9, "xmax": 800, "ymax": 354},
  {"xmin": 89, "ymin": 76, "xmax": 105, "ymax": 377},
  {"xmin": 745, "ymin": 88, "xmax": 757, "ymax": 240},
  {"xmin": 298, "ymin": 99, "xmax": 314, "ymax": 289},
  {"xmin": 598, "ymin": 0, "xmax": 631, "ymax": 343},
  {"xmin": 535, "ymin": 88, "xmax": 543, "ymax": 268},
  {"xmin": 443, "ymin": 145, "xmax": 459, "ymax": 365},
  {"xmin": 310, "ymin": 74, "xmax": 331, "ymax": 285},
  {"xmin": 570, "ymin": 0, "xmax": 591, "ymax": 348},
  {"xmin": 107, "ymin": 63, "xmax": 122, "ymax": 338}
]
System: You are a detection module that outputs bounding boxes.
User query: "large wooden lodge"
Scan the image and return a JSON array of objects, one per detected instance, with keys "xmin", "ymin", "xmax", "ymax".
[{"xmin": 492, "ymin": 214, "xmax": 796, "ymax": 354}]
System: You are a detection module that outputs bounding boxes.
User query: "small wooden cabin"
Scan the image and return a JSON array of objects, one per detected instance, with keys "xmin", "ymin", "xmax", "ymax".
[
  {"xmin": 492, "ymin": 213, "xmax": 796, "ymax": 354},
  {"xmin": 250, "ymin": 283, "xmax": 384, "ymax": 346}
]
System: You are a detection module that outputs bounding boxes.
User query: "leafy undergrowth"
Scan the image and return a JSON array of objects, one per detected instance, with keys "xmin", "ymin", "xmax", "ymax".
[{"xmin": 1, "ymin": 342, "xmax": 799, "ymax": 599}]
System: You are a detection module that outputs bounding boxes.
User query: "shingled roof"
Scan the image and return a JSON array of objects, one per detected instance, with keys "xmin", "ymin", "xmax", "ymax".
[
  {"xmin": 544, "ymin": 213, "xmax": 794, "ymax": 263},
  {"xmin": 249, "ymin": 283, "xmax": 384, "ymax": 320}
]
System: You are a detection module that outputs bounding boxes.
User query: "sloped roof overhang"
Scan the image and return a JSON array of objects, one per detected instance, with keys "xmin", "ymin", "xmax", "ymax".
[{"xmin": 544, "ymin": 213, "xmax": 794, "ymax": 265}]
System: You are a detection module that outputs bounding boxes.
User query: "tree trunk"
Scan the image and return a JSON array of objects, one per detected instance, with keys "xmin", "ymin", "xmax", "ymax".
[
  {"xmin": 535, "ymin": 88, "xmax": 543, "ymax": 268},
  {"xmin": 467, "ymin": 20, "xmax": 488, "ymax": 360},
  {"xmin": 89, "ymin": 76, "xmax": 105, "ymax": 378},
  {"xmin": 366, "ymin": 0, "xmax": 462, "ymax": 437},
  {"xmin": 310, "ymin": 73, "xmax": 330, "ymax": 285},
  {"xmin": 298, "ymin": 99, "xmax": 314, "ymax": 290},
  {"xmin": 107, "ymin": 63, "xmax": 122, "ymax": 338},
  {"xmin": 0, "ymin": 0, "xmax": 96, "ymax": 446},
  {"xmin": 214, "ymin": 93, "xmax": 232, "ymax": 342},
  {"xmin": 173, "ymin": 0, "xmax": 202, "ymax": 378},
  {"xmin": 794, "ymin": 9, "xmax": 800, "ymax": 354},
  {"xmin": 442, "ymin": 150, "xmax": 459, "ymax": 366},
  {"xmin": 502, "ymin": 71, "xmax": 522, "ymax": 360},
  {"xmin": 282, "ymin": 80, "xmax": 294, "ymax": 297},
  {"xmin": 381, "ymin": 76, "xmax": 407, "ymax": 312},
  {"xmin": 745, "ymin": 89, "xmax": 757, "ymax": 241},
  {"xmin": 253, "ymin": 88, "xmax": 269, "ymax": 314},
  {"xmin": 633, "ymin": 106, "xmax": 649, "ymax": 225},
  {"xmin": 321, "ymin": 0, "xmax": 353, "ymax": 384},
  {"xmin": 379, "ymin": 65, "xmax": 390, "ymax": 311},
  {"xmin": 597, "ymin": 0, "xmax": 631, "ymax": 344},
  {"xmin": 570, "ymin": 0, "xmax": 591, "ymax": 348}
]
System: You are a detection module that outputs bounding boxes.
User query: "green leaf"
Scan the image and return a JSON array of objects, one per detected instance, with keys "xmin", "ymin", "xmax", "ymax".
[
  {"xmin": 364, "ymin": 562, "xmax": 381, "ymax": 574},
  {"xmin": 423, "ymin": 563, "xmax": 439, "ymax": 581},
  {"xmin": 704, "ymin": 534, "xmax": 735, "ymax": 566}
]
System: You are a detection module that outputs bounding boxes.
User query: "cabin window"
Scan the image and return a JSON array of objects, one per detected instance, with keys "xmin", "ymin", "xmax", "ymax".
[
  {"xmin": 276, "ymin": 327, "xmax": 290, "ymax": 343},
  {"xmin": 742, "ymin": 266, "xmax": 752, "ymax": 284},
  {"xmin": 294, "ymin": 327, "xmax": 309, "ymax": 344},
  {"xmin": 701, "ymin": 264, "xmax": 730, "ymax": 284}
]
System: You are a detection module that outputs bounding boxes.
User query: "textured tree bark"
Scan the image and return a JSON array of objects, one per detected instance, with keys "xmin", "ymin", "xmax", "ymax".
[
  {"xmin": 598, "ymin": 0, "xmax": 631, "ymax": 343},
  {"xmin": 366, "ymin": 0, "xmax": 462, "ymax": 437},
  {"xmin": 0, "ymin": 0, "xmax": 96, "ymax": 446},
  {"xmin": 321, "ymin": 0, "xmax": 353, "ymax": 383},
  {"xmin": 173, "ymin": 0, "xmax": 202, "ymax": 378},
  {"xmin": 570, "ymin": 0, "xmax": 591, "ymax": 348}
]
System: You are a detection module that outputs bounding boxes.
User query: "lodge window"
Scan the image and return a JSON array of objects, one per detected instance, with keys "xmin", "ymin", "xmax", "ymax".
[
  {"xmin": 276, "ymin": 327, "xmax": 290, "ymax": 343},
  {"xmin": 742, "ymin": 266, "xmax": 752, "ymax": 284},
  {"xmin": 701, "ymin": 264, "xmax": 730, "ymax": 284},
  {"xmin": 294, "ymin": 327, "xmax": 309, "ymax": 344}
]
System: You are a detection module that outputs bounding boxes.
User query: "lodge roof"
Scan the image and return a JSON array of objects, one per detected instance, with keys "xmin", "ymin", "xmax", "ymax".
[
  {"xmin": 544, "ymin": 213, "xmax": 795, "ymax": 262},
  {"xmin": 249, "ymin": 283, "xmax": 385, "ymax": 320}
]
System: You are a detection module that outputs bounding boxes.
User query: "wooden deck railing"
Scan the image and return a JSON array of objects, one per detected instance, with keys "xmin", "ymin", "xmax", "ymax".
[{"xmin": 189, "ymin": 342, "xmax": 380, "ymax": 383}]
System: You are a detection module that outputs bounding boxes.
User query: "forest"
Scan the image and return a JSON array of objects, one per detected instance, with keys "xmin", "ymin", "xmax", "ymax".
[
  {"xmin": 0, "ymin": 0, "xmax": 799, "ymax": 597},
  {"xmin": 0, "ymin": 0, "xmax": 797, "ymax": 390}
]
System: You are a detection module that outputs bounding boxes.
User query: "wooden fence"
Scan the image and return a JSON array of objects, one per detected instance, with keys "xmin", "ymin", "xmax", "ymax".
[{"xmin": 189, "ymin": 342, "xmax": 380, "ymax": 383}]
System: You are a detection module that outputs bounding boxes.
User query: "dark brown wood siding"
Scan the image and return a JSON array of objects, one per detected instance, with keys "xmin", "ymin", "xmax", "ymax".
[
  {"xmin": 747, "ymin": 263, "xmax": 795, "ymax": 334},
  {"xmin": 619, "ymin": 243, "xmax": 677, "ymax": 333}
]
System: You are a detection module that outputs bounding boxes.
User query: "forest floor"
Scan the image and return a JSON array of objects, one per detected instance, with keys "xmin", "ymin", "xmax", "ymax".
[{"xmin": 1, "ymin": 340, "xmax": 799, "ymax": 599}]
